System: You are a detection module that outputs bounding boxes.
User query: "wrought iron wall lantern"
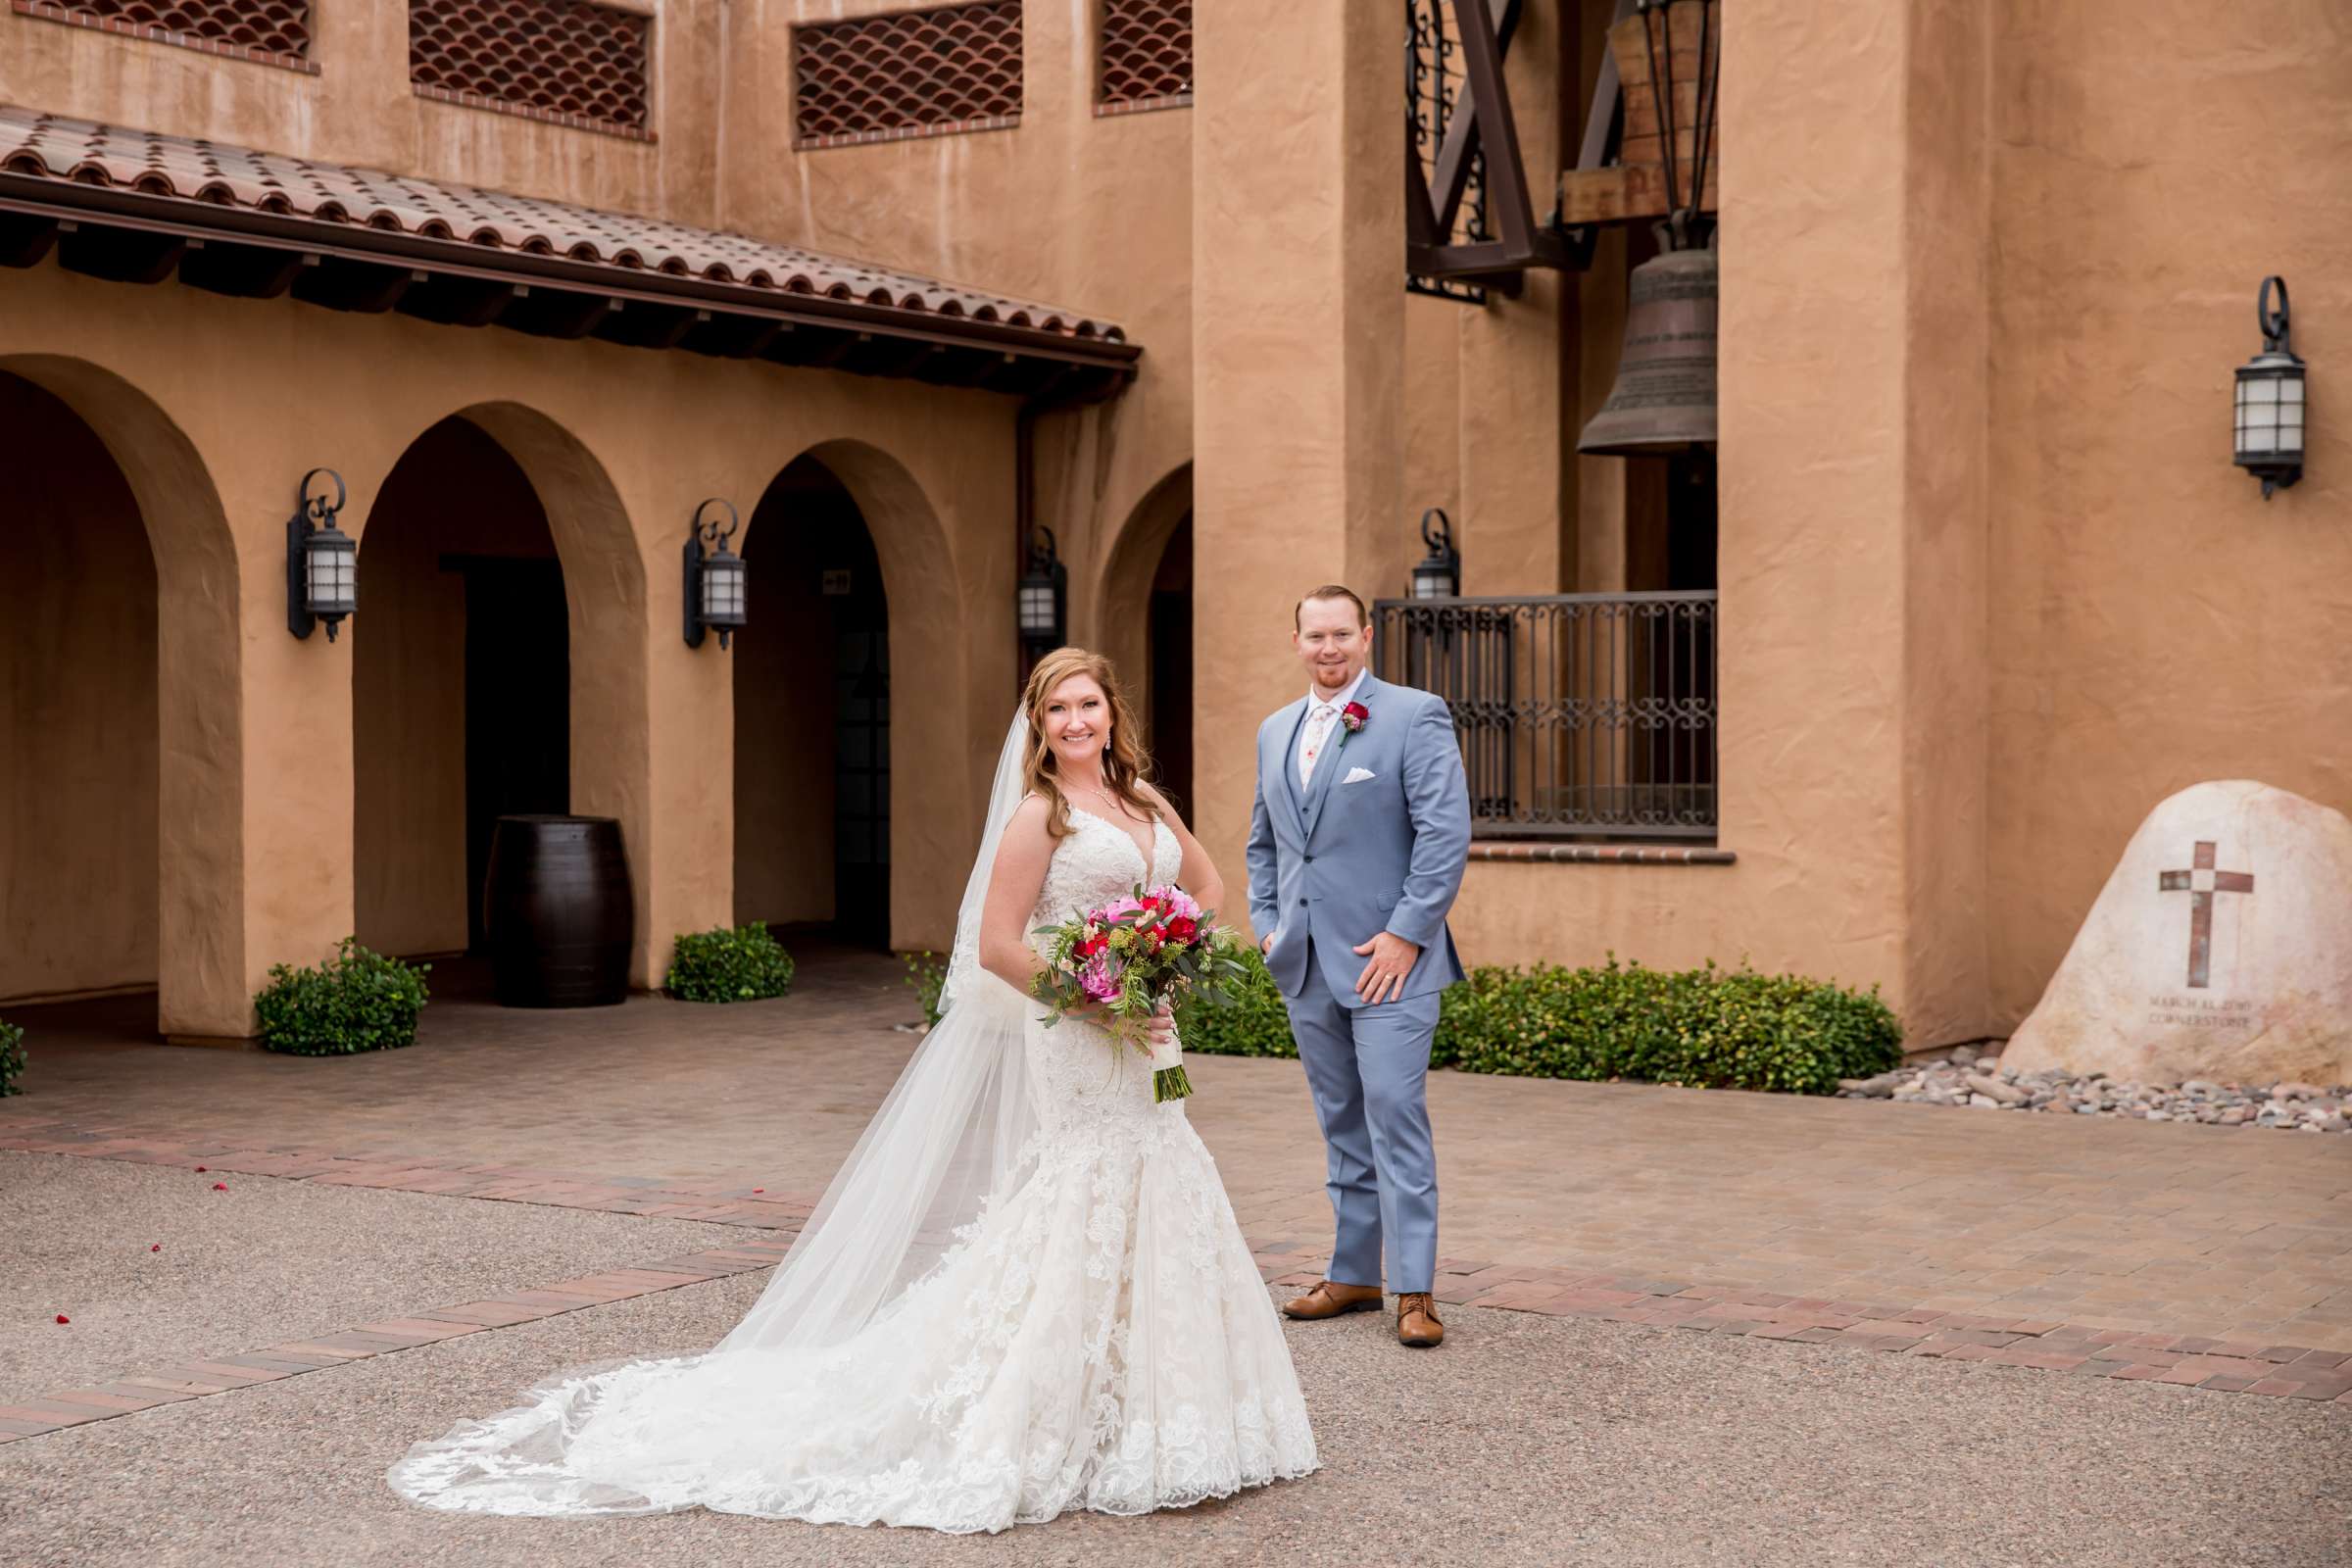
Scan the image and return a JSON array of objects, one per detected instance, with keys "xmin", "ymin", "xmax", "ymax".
[
  {"xmin": 1411, "ymin": 508, "xmax": 1462, "ymax": 599},
  {"xmin": 682, "ymin": 498, "xmax": 747, "ymax": 650},
  {"xmin": 1018, "ymin": 525, "xmax": 1068, "ymax": 654},
  {"xmin": 285, "ymin": 467, "xmax": 355, "ymax": 642},
  {"xmin": 2234, "ymin": 275, "xmax": 2306, "ymax": 498}
]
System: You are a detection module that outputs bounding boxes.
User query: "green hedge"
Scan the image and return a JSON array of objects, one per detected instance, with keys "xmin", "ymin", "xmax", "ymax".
[
  {"xmin": 1178, "ymin": 949, "xmax": 1902, "ymax": 1096},
  {"xmin": 1436, "ymin": 958, "xmax": 1902, "ymax": 1094},
  {"xmin": 254, "ymin": 938, "xmax": 430, "ymax": 1056},
  {"xmin": 0, "ymin": 1016, "xmax": 24, "ymax": 1097},
  {"xmin": 667, "ymin": 922, "xmax": 796, "ymax": 1004}
]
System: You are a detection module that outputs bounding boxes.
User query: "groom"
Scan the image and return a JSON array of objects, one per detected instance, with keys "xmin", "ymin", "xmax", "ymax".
[{"xmin": 1247, "ymin": 586, "xmax": 1471, "ymax": 1348}]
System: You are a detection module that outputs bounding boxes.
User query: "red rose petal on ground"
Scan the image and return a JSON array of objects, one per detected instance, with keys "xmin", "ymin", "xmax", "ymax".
[
  {"xmin": 56, "ymin": 1314, "xmax": 70, "ymax": 1324},
  {"xmin": 212, "ymin": 1182, "xmax": 227, "ymax": 1191},
  {"xmin": 753, "ymin": 1188, "xmax": 763, "ymax": 1194},
  {"xmin": 194, "ymin": 1166, "xmax": 207, "ymax": 1172},
  {"xmin": 150, "ymin": 1244, "xmax": 162, "ymax": 1252}
]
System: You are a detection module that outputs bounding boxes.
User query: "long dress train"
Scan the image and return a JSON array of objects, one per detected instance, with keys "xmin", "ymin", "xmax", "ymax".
[{"xmin": 387, "ymin": 810, "xmax": 1317, "ymax": 1532}]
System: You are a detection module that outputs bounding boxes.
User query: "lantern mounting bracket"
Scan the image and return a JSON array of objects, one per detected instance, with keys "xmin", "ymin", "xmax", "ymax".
[{"xmin": 2259, "ymin": 274, "xmax": 2293, "ymax": 357}]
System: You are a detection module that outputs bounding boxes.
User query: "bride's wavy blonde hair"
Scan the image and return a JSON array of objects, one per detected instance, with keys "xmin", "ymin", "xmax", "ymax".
[{"xmin": 1022, "ymin": 647, "xmax": 1156, "ymax": 840}]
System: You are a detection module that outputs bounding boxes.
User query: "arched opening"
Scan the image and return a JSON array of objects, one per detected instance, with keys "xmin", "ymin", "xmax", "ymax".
[
  {"xmin": 355, "ymin": 416, "xmax": 571, "ymax": 962},
  {"xmin": 0, "ymin": 371, "xmax": 161, "ymax": 1004},
  {"xmin": 733, "ymin": 455, "xmax": 893, "ymax": 948},
  {"xmin": 1095, "ymin": 465, "xmax": 1196, "ymax": 816},
  {"xmin": 0, "ymin": 357, "xmax": 243, "ymax": 1037},
  {"xmin": 1147, "ymin": 514, "xmax": 1195, "ymax": 816}
]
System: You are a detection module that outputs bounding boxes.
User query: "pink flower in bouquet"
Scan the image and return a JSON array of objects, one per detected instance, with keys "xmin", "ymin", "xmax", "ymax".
[
  {"xmin": 1079, "ymin": 951, "xmax": 1123, "ymax": 1002},
  {"xmin": 1103, "ymin": 894, "xmax": 1146, "ymax": 921}
]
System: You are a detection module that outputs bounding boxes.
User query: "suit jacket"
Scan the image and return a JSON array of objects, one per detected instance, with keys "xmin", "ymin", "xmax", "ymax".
[{"xmin": 1245, "ymin": 672, "xmax": 1472, "ymax": 1009}]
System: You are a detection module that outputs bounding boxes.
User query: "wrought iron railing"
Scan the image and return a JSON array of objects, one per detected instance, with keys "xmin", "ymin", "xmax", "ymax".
[{"xmin": 1372, "ymin": 592, "xmax": 1719, "ymax": 840}]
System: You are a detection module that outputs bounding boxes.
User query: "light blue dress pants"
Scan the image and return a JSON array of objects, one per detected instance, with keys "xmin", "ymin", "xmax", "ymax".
[{"xmin": 1283, "ymin": 941, "xmax": 1441, "ymax": 1295}]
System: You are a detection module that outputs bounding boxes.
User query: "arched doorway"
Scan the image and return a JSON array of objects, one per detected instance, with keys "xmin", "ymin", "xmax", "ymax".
[
  {"xmin": 0, "ymin": 354, "xmax": 243, "ymax": 1038},
  {"xmin": 0, "ymin": 372, "xmax": 160, "ymax": 1004},
  {"xmin": 355, "ymin": 416, "xmax": 570, "ymax": 960},
  {"xmin": 1096, "ymin": 465, "xmax": 1196, "ymax": 817},
  {"xmin": 733, "ymin": 455, "xmax": 892, "ymax": 948},
  {"xmin": 1147, "ymin": 514, "xmax": 1194, "ymax": 816}
]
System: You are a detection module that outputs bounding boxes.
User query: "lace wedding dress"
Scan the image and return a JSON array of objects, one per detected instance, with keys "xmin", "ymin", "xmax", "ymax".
[{"xmin": 388, "ymin": 785, "xmax": 1317, "ymax": 1533}]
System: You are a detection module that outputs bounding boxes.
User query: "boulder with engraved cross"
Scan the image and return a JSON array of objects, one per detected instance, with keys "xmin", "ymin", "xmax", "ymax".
[{"xmin": 2001, "ymin": 779, "xmax": 2352, "ymax": 1087}]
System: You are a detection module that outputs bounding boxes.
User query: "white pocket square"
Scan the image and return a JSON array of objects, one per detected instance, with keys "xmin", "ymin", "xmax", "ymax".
[{"xmin": 1342, "ymin": 766, "xmax": 1377, "ymax": 785}]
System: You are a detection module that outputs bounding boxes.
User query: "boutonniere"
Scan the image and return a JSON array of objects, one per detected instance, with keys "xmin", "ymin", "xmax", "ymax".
[{"xmin": 1336, "ymin": 700, "xmax": 1373, "ymax": 752}]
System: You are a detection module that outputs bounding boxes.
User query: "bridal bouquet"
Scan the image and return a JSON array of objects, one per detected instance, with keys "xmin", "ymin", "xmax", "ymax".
[{"xmin": 1031, "ymin": 885, "xmax": 1254, "ymax": 1102}]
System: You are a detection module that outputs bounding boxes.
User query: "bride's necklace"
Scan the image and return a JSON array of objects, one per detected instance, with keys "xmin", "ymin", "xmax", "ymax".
[{"xmin": 1070, "ymin": 775, "xmax": 1145, "ymax": 829}]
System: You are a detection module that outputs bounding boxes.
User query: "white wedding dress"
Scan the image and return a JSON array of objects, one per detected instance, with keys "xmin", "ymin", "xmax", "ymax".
[{"xmin": 388, "ymin": 780, "xmax": 1317, "ymax": 1532}]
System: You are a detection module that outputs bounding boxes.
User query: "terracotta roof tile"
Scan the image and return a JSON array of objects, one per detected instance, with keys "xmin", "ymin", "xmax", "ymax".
[{"xmin": 0, "ymin": 105, "xmax": 1125, "ymax": 343}]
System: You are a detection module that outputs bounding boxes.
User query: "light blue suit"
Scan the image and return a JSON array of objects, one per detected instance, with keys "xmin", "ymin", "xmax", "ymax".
[{"xmin": 1246, "ymin": 672, "xmax": 1471, "ymax": 1294}]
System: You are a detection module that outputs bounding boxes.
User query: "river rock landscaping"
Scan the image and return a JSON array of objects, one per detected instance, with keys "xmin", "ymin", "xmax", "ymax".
[{"xmin": 1838, "ymin": 1043, "xmax": 2351, "ymax": 1133}]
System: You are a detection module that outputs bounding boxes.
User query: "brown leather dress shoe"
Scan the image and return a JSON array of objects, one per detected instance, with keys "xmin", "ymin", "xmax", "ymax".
[
  {"xmin": 1282, "ymin": 1280, "xmax": 1386, "ymax": 1320},
  {"xmin": 1396, "ymin": 1293, "xmax": 1445, "ymax": 1348}
]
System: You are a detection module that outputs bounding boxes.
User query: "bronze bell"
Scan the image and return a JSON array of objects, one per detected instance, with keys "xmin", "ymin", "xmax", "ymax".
[{"xmin": 1577, "ymin": 242, "xmax": 1718, "ymax": 457}]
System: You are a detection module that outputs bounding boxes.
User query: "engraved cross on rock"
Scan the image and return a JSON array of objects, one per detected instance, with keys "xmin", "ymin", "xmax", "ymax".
[{"xmin": 2157, "ymin": 841, "xmax": 2254, "ymax": 989}]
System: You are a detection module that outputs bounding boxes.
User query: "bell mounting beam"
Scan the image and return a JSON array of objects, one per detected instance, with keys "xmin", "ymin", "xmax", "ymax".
[
  {"xmin": 1406, "ymin": 0, "xmax": 1569, "ymax": 286},
  {"xmin": 1553, "ymin": 0, "xmax": 1637, "ymax": 270}
]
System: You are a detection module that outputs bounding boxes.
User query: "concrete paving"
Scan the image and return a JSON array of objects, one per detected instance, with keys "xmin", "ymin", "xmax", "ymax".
[
  {"xmin": 2, "ymin": 1151, "xmax": 739, "ymax": 1405},
  {"xmin": 0, "ymin": 1268, "xmax": 2343, "ymax": 1568}
]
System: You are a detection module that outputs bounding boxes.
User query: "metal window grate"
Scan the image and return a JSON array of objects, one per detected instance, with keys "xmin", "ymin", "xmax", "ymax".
[
  {"xmin": 410, "ymin": 0, "xmax": 651, "ymax": 137},
  {"xmin": 1406, "ymin": 0, "xmax": 1489, "ymax": 305},
  {"xmin": 1373, "ymin": 593, "xmax": 1719, "ymax": 839},
  {"xmin": 1099, "ymin": 0, "xmax": 1190, "ymax": 109},
  {"xmin": 15, "ymin": 0, "xmax": 312, "ymax": 64},
  {"xmin": 795, "ymin": 1, "xmax": 1025, "ymax": 147}
]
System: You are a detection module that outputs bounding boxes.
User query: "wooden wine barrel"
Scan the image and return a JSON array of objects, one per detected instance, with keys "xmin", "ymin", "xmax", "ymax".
[{"xmin": 482, "ymin": 815, "xmax": 633, "ymax": 1008}]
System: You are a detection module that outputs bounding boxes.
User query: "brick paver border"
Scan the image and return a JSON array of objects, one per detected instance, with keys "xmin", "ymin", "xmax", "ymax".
[{"xmin": 5, "ymin": 1118, "xmax": 2347, "ymax": 1444}]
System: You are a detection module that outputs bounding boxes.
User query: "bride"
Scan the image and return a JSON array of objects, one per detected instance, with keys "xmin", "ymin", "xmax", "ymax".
[{"xmin": 389, "ymin": 647, "xmax": 1318, "ymax": 1531}]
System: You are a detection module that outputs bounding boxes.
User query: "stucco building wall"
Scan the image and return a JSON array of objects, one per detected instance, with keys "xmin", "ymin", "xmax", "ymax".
[{"xmin": 1982, "ymin": 2, "xmax": 2352, "ymax": 1027}]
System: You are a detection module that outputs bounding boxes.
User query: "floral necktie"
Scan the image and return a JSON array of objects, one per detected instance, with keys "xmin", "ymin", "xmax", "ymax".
[{"xmin": 1298, "ymin": 704, "xmax": 1339, "ymax": 789}]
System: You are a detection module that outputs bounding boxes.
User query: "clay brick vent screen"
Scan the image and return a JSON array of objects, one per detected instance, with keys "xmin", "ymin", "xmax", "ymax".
[
  {"xmin": 1099, "ymin": 0, "xmax": 1189, "ymax": 109},
  {"xmin": 794, "ymin": 2, "xmax": 1024, "ymax": 147},
  {"xmin": 16, "ymin": 1, "xmax": 313, "ymax": 65},
  {"xmin": 410, "ymin": 0, "xmax": 652, "ymax": 138}
]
